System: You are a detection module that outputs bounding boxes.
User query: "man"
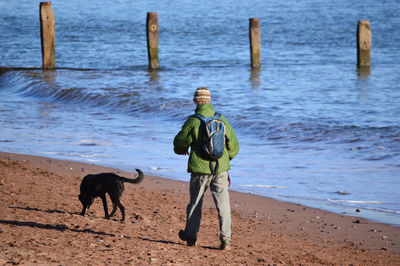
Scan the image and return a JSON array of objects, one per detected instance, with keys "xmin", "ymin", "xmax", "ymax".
[{"xmin": 173, "ymin": 87, "xmax": 239, "ymax": 250}]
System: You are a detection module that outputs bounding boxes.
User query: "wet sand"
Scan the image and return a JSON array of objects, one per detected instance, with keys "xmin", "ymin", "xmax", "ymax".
[{"xmin": 0, "ymin": 152, "xmax": 399, "ymax": 265}]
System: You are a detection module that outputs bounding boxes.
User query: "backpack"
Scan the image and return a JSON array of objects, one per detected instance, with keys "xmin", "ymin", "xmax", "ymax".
[{"xmin": 192, "ymin": 112, "xmax": 226, "ymax": 175}]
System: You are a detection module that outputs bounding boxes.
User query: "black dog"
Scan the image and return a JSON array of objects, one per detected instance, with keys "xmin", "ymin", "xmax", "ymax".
[{"xmin": 78, "ymin": 168, "xmax": 144, "ymax": 221}]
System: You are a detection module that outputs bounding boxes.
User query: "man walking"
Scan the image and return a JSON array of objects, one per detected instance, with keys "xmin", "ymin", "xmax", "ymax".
[{"xmin": 173, "ymin": 87, "xmax": 239, "ymax": 250}]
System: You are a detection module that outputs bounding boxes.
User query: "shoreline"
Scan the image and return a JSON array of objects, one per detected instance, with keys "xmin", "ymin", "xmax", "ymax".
[{"xmin": 1, "ymin": 151, "xmax": 399, "ymax": 264}]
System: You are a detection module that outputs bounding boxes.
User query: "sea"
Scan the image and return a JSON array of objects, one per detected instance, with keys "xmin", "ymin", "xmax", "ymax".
[{"xmin": 1, "ymin": 0, "xmax": 399, "ymax": 226}]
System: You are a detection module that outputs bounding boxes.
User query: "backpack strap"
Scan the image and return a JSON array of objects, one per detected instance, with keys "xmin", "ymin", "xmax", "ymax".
[
  {"xmin": 192, "ymin": 112, "xmax": 220, "ymax": 121},
  {"xmin": 191, "ymin": 113, "xmax": 205, "ymax": 122},
  {"xmin": 210, "ymin": 161, "xmax": 219, "ymax": 175}
]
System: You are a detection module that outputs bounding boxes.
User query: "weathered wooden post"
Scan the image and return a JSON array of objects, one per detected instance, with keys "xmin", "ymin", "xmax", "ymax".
[
  {"xmin": 249, "ymin": 18, "xmax": 261, "ymax": 69},
  {"xmin": 146, "ymin": 12, "xmax": 159, "ymax": 69},
  {"xmin": 357, "ymin": 20, "xmax": 371, "ymax": 68},
  {"xmin": 40, "ymin": 2, "xmax": 56, "ymax": 69}
]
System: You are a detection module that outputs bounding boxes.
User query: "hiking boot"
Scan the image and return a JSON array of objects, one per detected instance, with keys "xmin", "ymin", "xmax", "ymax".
[
  {"xmin": 178, "ymin": 230, "xmax": 196, "ymax": 247},
  {"xmin": 220, "ymin": 240, "xmax": 231, "ymax": 251}
]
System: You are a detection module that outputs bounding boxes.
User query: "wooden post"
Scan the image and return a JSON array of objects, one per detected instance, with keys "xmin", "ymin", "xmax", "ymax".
[
  {"xmin": 357, "ymin": 20, "xmax": 371, "ymax": 68},
  {"xmin": 146, "ymin": 12, "xmax": 159, "ymax": 69},
  {"xmin": 250, "ymin": 68, "xmax": 261, "ymax": 90},
  {"xmin": 40, "ymin": 2, "xmax": 56, "ymax": 69},
  {"xmin": 249, "ymin": 18, "xmax": 261, "ymax": 69}
]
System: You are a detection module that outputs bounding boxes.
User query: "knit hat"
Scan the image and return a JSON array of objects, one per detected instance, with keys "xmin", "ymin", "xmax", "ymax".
[{"xmin": 193, "ymin": 87, "xmax": 211, "ymax": 104}]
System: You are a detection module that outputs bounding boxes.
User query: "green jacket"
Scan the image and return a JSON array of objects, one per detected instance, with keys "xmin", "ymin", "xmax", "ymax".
[{"xmin": 173, "ymin": 103, "xmax": 239, "ymax": 174}]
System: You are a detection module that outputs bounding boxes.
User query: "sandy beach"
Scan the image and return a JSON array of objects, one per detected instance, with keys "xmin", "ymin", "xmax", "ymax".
[{"xmin": 0, "ymin": 151, "xmax": 399, "ymax": 265}]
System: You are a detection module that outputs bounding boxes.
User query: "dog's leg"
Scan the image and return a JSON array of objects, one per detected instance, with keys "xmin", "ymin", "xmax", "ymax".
[
  {"xmin": 115, "ymin": 201, "xmax": 125, "ymax": 222},
  {"xmin": 109, "ymin": 201, "xmax": 117, "ymax": 217},
  {"xmin": 81, "ymin": 205, "xmax": 87, "ymax": 216},
  {"xmin": 100, "ymin": 194, "xmax": 110, "ymax": 219}
]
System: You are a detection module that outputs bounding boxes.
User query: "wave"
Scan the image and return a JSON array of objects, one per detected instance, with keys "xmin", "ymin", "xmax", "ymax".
[
  {"xmin": 333, "ymin": 191, "xmax": 350, "ymax": 195},
  {"xmin": 365, "ymin": 207, "xmax": 400, "ymax": 215},
  {"xmin": 0, "ymin": 71, "xmax": 188, "ymax": 118},
  {"xmin": 235, "ymin": 118, "xmax": 399, "ymax": 143},
  {"xmin": 234, "ymin": 115, "xmax": 400, "ymax": 160},
  {"xmin": 0, "ymin": 139, "xmax": 14, "ymax": 143},
  {"xmin": 1, "ymin": 70, "xmax": 399, "ymax": 163},
  {"xmin": 74, "ymin": 139, "xmax": 112, "ymax": 147}
]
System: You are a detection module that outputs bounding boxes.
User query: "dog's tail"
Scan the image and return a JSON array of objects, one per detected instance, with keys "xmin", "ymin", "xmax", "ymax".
[{"xmin": 121, "ymin": 168, "xmax": 144, "ymax": 184}]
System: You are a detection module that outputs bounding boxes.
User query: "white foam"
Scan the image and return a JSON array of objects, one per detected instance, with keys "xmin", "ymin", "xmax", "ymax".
[
  {"xmin": 84, "ymin": 159, "xmax": 100, "ymax": 162},
  {"xmin": 239, "ymin": 184, "xmax": 288, "ymax": 189},
  {"xmin": 150, "ymin": 166, "xmax": 171, "ymax": 172},
  {"xmin": 69, "ymin": 153, "xmax": 106, "ymax": 158},
  {"xmin": 328, "ymin": 199, "xmax": 384, "ymax": 204},
  {"xmin": 40, "ymin": 151, "xmax": 63, "ymax": 155}
]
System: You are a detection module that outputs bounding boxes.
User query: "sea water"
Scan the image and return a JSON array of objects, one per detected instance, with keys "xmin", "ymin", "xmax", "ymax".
[{"xmin": 1, "ymin": 0, "xmax": 399, "ymax": 225}]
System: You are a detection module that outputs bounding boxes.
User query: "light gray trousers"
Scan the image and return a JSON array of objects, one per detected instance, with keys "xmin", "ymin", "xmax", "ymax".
[{"xmin": 184, "ymin": 171, "xmax": 231, "ymax": 243}]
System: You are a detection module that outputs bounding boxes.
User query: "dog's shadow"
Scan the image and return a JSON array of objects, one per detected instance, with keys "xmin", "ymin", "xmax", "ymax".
[
  {"xmin": 10, "ymin": 206, "xmax": 79, "ymax": 215},
  {"xmin": 5, "ymin": 206, "xmax": 115, "ymax": 236},
  {"xmin": 138, "ymin": 237, "xmax": 220, "ymax": 250},
  {"xmin": 10, "ymin": 206, "xmax": 125, "ymax": 221},
  {"xmin": 0, "ymin": 219, "xmax": 115, "ymax": 236}
]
